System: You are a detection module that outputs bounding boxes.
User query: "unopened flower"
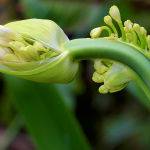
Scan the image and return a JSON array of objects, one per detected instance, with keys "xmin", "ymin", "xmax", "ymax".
[
  {"xmin": 0, "ymin": 19, "xmax": 79, "ymax": 83},
  {"xmin": 91, "ymin": 5, "xmax": 150, "ymax": 93},
  {"xmin": 92, "ymin": 60, "xmax": 131, "ymax": 93}
]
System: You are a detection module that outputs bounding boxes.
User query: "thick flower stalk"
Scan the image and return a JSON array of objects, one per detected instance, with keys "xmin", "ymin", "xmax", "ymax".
[{"xmin": 91, "ymin": 5, "xmax": 150, "ymax": 93}]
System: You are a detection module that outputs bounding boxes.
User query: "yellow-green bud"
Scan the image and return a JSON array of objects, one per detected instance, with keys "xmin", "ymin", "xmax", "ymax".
[
  {"xmin": 140, "ymin": 27, "xmax": 147, "ymax": 36},
  {"xmin": 109, "ymin": 5, "xmax": 121, "ymax": 23},
  {"xmin": 104, "ymin": 15, "xmax": 118, "ymax": 37},
  {"xmin": 102, "ymin": 63, "xmax": 131, "ymax": 93},
  {"xmin": 92, "ymin": 72, "xmax": 104, "ymax": 83},
  {"xmin": 124, "ymin": 20, "xmax": 133, "ymax": 30},
  {"xmin": 104, "ymin": 15, "xmax": 113, "ymax": 27},
  {"xmin": 94, "ymin": 59, "xmax": 109, "ymax": 74},
  {"xmin": 133, "ymin": 23, "xmax": 140, "ymax": 33},
  {"xmin": 0, "ymin": 19, "xmax": 79, "ymax": 83},
  {"xmin": 90, "ymin": 27, "xmax": 102, "ymax": 38},
  {"xmin": 99, "ymin": 85, "xmax": 108, "ymax": 94},
  {"xmin": 93, "ymin": 62, "xmax": 131, "ymax": 94}
]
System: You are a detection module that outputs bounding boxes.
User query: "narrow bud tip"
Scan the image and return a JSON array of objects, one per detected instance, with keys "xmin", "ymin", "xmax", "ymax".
[
  {"xmin": 133, "ymin": 23, "xmax": 140, "ymax": 31},
  {"xmin": 92, "ymin": 72, "xmax": 104, "ymax": 83},
  {"xmin": 104, "ymin": 15, "xmax": 113, "ymax": 26},
  {"xmin": 99, "ymin": 85, "xmax": 108, "ymax": 94},
  {"xmin": 140, "ymin": 27, "xmax": 147, "ymax": 35},
  {"xmin": 124, "ymin": 20, "xmax": 133, "ymax": 30},
  {"xmin": 109, "ymin": 5, "xmax": 121, "ymax": 23},
  {"xmin": 90, "ymin": 27, "xmax": 102, "ymax": 38}
]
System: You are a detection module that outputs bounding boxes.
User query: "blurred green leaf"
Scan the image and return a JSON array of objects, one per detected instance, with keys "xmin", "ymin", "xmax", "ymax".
[
  {"xmin": 4, "ymin": 76, "xmax": 90, "ymax": 150},
  {"xmin": 127, "ymin": 82, "xmax": 150, "ymax": 109}
]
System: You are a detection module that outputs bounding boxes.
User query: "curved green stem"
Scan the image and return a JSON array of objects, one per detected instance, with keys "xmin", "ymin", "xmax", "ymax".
[{"xmin": 64, "ymin": 38, "xmax": 150, "ymax": 102}]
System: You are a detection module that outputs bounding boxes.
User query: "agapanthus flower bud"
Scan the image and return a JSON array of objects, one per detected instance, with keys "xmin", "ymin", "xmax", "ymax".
[
  {"xmin": 90, "ymin": 27, "xmax": 102, "ymax": 38},
  {"xmin": 93, "ymin": 62, "xmax": 131, "ymax": 94},
  {"xmin": 104, "ymin": 15, "xmax": 112, "ymax": 25},
  {"xmin": 0, "ymin": 19, "xmax": 79, "ymax": 83},
  {"xmin": 109, "ymin": 5, "xmax": 121, "ymax": 23},
  {"xmin": 92, "ymin": 72, "xmax": 104, "ymax": 83},
  {"xmin": 92, "ymin": 57, "xmax": 132, "ymax": 94},
  {"xmin": 133, "ymin": 23, "xmax": 140, "ymax": 30},
  {"xmin": 90, "ymin": 5, "xmax": 150, "ymax": 93},
  {"xmin": 124, "ymin": 20, "xmax": 133, "ymax": 30},
  {"xmin": 104, "ymin": 15, "xmax": 118, "ymax": 37},
  {"xmin": 140, "ymin": 27, "xmax": 147, "ymax": 36}
]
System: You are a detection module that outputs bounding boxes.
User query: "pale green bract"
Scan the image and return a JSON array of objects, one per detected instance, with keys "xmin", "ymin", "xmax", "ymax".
[
  {"xmin": 91, "ymin": 5, "xmax": 150, "ymax": 94},
  {"xmin": 0, "ymin": 19, "xmax": 78, "ymax": 83}
]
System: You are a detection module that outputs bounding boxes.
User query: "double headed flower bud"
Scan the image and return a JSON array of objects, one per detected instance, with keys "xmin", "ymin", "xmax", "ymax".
[
  {"xmin": 0, "ymin": 19, "xmax": 78, "ymax": 83},
  {"xmin": 0, "ymin": 5, "xmax": 149, "ymax": 95}
]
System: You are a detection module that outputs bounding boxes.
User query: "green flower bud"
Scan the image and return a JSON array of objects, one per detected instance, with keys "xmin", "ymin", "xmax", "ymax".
[
  {"xmin": 133, "ymin": 23, "xmax": 140, "ymax": 32},
  {"xmin": 140, "ymin": 27, "xmax": 147, "ymax": 36},
  {"xmin": 90, "ymin": 26, "xmax": 112, "ymax": 38},
  {"xmin": 104, "ymin": 15, "xmax": 118, "ymax": 37},
  {"xmin": 92, "ymin": 72, "xmax": 104, "ymax": 83},
  {"xmin": 90, "ymin": 5, "xmax": 150, "ymax": 94},
  {"xmin": 104, "ymin": 16, "xmax": 112, "ymax": 26},
  {"xmin": 93, "ymin": 63, "xmax": 131, "ymax": 94},
  {"xmin": 94, "ymin": 59, "xmax": 110, "ymax": 74},
  {"xmin": 92, "ymin": 59, "xmax": 132, "ymax": 94},
  {"xmin": 133, "ymin": 24, "xmax": 147, "ymax": 49},
  {"xmin": 109, "ymin": 5, "xmax": 121, "ymax": 23},
  {"xmin": 99, "ymin": 85, "xmax": 108, "ymax": 94},
  {"xmin": 0, "ymin": 19, "xmax": 79, "ymax": 83},
  {"xmin": 124, "ymin": 20, "xmax": 133, "ymax": 31},
  {"xmin": 90, "ymin": 27, "xmax": 102, "ymax": 38}
]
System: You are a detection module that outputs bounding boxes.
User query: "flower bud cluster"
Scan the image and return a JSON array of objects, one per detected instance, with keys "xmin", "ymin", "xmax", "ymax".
[
  {"xmin": 90, "ymin": 5, "xmax": 150, "ymax": 53},
  {"xmin": 92, "ymin": 59, "xmax": 131, "ymax": 93},
  {"xmin": 91, "ymin": 5, "xmax": 149, "ymax": 93},
  {"xmin": 0, "ymin": 19, "xmax": 78, "ymax": 83}
]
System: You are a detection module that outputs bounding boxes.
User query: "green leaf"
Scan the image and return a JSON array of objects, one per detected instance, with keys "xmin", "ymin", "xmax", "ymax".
[
  {"xmin": 127, "ymin": 82, "xmax": 150, "ymax": 109},
  {"xmin": 4, "ymin": 75, "xmax": 90, "ymax": 150}
]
